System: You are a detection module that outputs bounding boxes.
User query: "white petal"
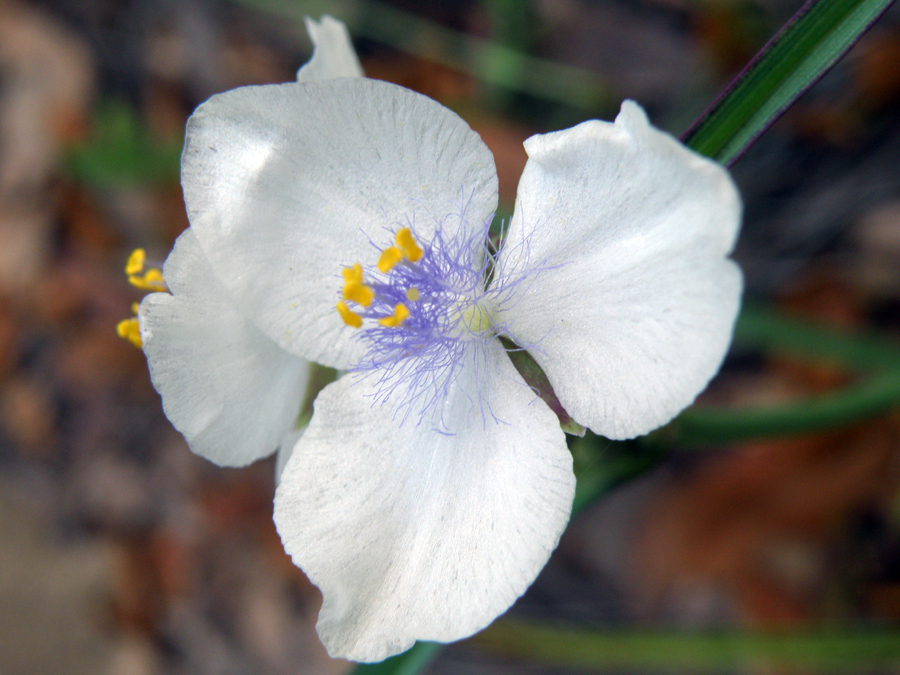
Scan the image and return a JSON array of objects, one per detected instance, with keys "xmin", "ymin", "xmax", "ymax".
[
  {"xmin": 274, "ymin": 427, "xmax": 304, "ymax": 486},
  {"xmin": 182, "ymin": 78, "xmax": 498, "ymax": 368},
  {"xmin": 139, "ymin": 229, "xmax": 309, "ymax": 466},
  {"xmin": 273, "ymin": 346, "xmax": 574, "ymax": 662},
  {"xmin": 297, "ymin": 15, "xmax": 364, "ymax": 82},
  {"xmin": 494, "ymin": 101, "xmax": 742, "ymax": 439}
]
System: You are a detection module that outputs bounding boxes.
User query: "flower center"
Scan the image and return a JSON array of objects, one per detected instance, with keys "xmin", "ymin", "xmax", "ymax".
[
  {"xmin": 334, "ymin": 222, "xmax": 500, "ymax": 425},
  {"xmin": 335, "ymin": 227, "xmax": 422, "ymax": 330},
  {"xmin": 455, "ymin": 302, "xmax": 492, "ymax": 334},
  {"xmin": 335, "ymin": 226, "xmax": 493, "ymax": 339}
]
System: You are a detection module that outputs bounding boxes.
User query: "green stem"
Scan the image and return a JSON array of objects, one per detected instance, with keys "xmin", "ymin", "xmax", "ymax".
[
  {"xmin": 735, "ymin": 304, "xmax": 900, "ymax": 372},
  {"xmin": 652, "ymin": 306, "xmax": 900, "ymax": 446},
  {"xmin": 475, "ymin": 620, "xmax": 900, "ymax": 672},
  {"xmin": 662, "ymin": 370, "xmax": 900, "ymax": 446}
]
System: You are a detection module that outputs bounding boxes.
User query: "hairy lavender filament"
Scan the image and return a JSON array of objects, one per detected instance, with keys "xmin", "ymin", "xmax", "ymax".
[{"xmin": 335, "ymin": 219, "xmax": 516, "ymax": 427}]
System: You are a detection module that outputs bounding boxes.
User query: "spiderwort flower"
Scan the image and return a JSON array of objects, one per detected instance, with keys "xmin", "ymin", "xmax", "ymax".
[{"xmin": 133, "ymin": 16, "xmax": 742, "ymax": 664}]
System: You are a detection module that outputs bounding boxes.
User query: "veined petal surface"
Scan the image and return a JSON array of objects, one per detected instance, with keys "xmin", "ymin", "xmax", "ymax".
[
  {"xmin": 274, "ymin": 347, "xmax": 574, "ymax": 662},
  {"xmin": 495, "ymin": 101, "xmax": 742, "ymax": 439},
  {"xmin": 181, "ymin": 79, "xmax": 498, "ymax": 368},
  {"xmin": 297, "ymin": 15, "xmax": 364, "ymax": 82},
  {"xmin": 139, "ymin": 230, "xmax": 308, "ymax": 466}
]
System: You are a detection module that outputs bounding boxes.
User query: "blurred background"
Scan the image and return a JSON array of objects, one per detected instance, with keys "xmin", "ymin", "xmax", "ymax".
[{"xmin": 1, "ymin": 0, "xmax": 899, "ymax": 673}]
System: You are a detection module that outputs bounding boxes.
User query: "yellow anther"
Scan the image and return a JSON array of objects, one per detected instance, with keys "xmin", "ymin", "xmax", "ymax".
[
  {"xmin": 342, "ymin": 263, "xmax": 364, "ymax": 285},
  {"xmin": 128, "ymin": 268, "xmax": 167, "ymax": 292},
  {"xmin": 378, "ymin": 246, "xmax": 403, "ymax": 273},
  {"xmin": 378, "ymin": 303, "xmax": 410, "ymax": 328},
  {"xmin": 344, "ymin": 282, "xmax": 374, "ymax": 307},
  {"xmin": 405, "ymin": 287, "xmax": 420, "ymax": 302},
  {"xmin": 336, "ymin": 301, "xmax": 363, "ymax": 328},
  {"xmin": 130, "ymin": 302, "xmax": 140, "ymax": 314},
  {"xmin": 342, "ymin": 264, "xmax": 373, "ymax": 306},
  {"xmin": 396, "ymin": 228, "xmax": 423, "ymax": 262},
  {"xmin": 126, "ymin": 249, "xmax": 146, "ymax": 275},
  {"xmin": 116, "ymin": 317, "xmax": 143, "ymax": 348}
]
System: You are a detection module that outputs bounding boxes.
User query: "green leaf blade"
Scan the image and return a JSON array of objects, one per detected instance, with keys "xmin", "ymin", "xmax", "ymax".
[
  {"xmin": 683, "ymin": 0, "xmax": 895, "ymax": 165},
  {"xmin": 476, "ymin": 621, "xmax": 900, "ymax": 673}
]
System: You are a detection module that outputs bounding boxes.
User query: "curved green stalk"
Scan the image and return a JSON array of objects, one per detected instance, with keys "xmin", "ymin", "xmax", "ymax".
[
  {"xmin": 735, "ymin": 304, "xmax": 900, "ymax": 372},
  {"xmin": 663, "ymin": 369, "xmax": 900, "ymax": 446},
  {"xmin": 656, "ymin": 305, "xmax": 900, "ymax": 445},
  {"xmin": 475, "ymin": 620, "xmax": 900, "ymax": 672}
]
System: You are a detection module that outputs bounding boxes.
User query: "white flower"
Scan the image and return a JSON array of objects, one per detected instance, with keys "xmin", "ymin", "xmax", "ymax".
[{"xmin": 137, "ymin": 16, "xmax": 742, "ymax": 663}]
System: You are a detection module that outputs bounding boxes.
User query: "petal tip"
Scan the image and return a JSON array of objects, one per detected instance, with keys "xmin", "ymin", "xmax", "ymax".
[
  {"xmin": 616, "ymin": 99, "xmax": 649, "ymax": 127},
  {"xmin": 297, "ymin": 14, "xmax": 364, "ymax": 83}
]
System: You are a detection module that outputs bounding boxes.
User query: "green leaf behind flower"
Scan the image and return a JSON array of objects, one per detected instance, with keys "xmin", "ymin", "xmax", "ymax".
[{"xmin": 683, "ymin": 0, "xmax": 895, "ymax": 165}]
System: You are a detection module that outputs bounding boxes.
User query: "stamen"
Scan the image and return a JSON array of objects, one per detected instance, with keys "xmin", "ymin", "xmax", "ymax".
[
  {"xmin": 340, "ymin": 217, "xmax": 540, "ymax": 431},
  {"xmin": 119, "ymin": 250, "xmax": 167, "ymax": 347},
  {"xmin": 116, "ymin": 317, "xmax": 142, "ymax": 348},
  {"xmin": 126, "ymin": 249, "xmax": 146, "ymax": 276},
  {"xmin": 336, "ymin": 301, "xmax": 363, "ymax": 328},
  {"xmin": 125, "ymin": 248, "xmax": 168, "ymax": 292},
  {"xmin": 128, "ymin": 268, "xmax": 167, "ymax": 292},
  {"xmin": 342, "ymin": 263, "xmax": 374, "ymax": 306},
  {"xmin": 342, "ymin": 263, "xmax": 364, "ymax": 285},
  {"xmin": 378, "ymin": 302, "xmax": 409, "ymax": 328},
  {"xmin": 378, "ymin": 246, "xmax": 403, "ymax": 273},
  {"xmin": 396, "ymin": 228, "xmax": 422, "ymax": 262},
  {"xmin": 344, "ymin": 283, "xmax": 373, "ymax": 306}
]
